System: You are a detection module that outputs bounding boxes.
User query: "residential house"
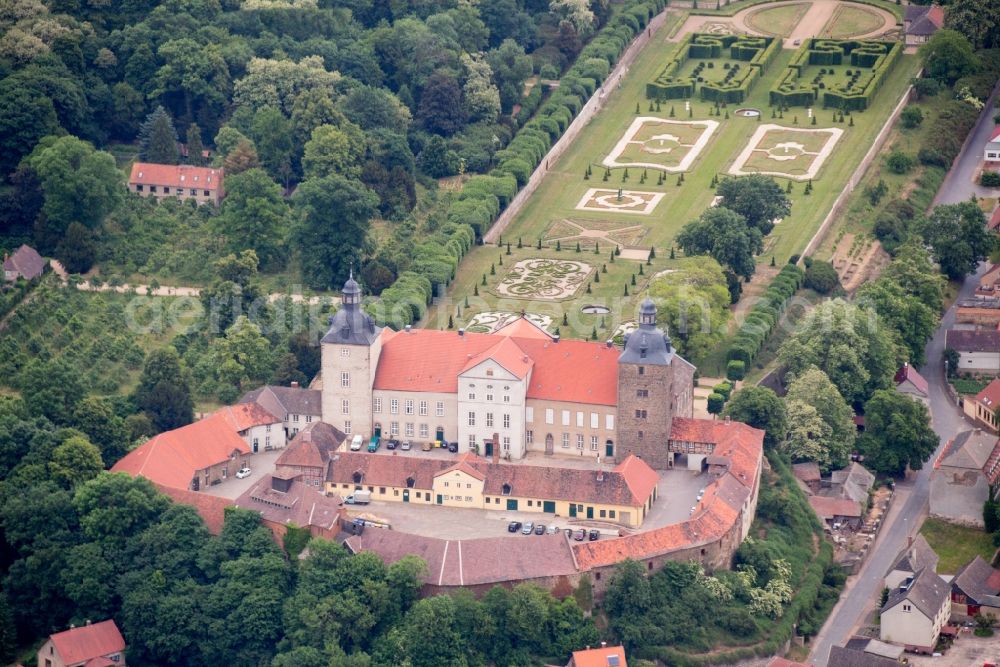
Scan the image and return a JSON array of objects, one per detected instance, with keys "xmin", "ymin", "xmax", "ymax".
[
  {"xmin": 904, "ymin": 4, "xmax": 944, "ymax": 46},
  {"xmin": 930, "ymin": 428, "xmax": 1000, "ymax": 526},
  {"xmin": 327, "ymin": 450, "xmax": 659, "ymax": 528},
  {"xmin": 234, "ymin": 473, "xmax": 343, "ymax": 542},
  {"xmin": 830, "ymin": 462, "xmax": 875, "ymax": 505},
  {"xmin": 841, "ymin": 637, "xmax": 905, "ymax": 663},
  {"xmin": 792, "ymin": 461, "xmax": 821, "ymax": 493},
  {"xmin": 885, "ymin": 534, "xmax": 940, "ymax": 590},
  {"xmin": 964, "ymin": 378, "xmax": 1000, "ymax": 432},
  {"xmin": 987, "ymin": 125, "xmax": 1000, "ymax": 162},
  {"xmin": 3, "ymin": 244, "xmax": 45, "ymax": 281},
  {"xmin": 112, "ymin": 409, "xmax": 251, "ymax": 491},
  {"xmin": 880, "ymin": 567, "xmax": 951, "ymax": 653},
  {"xmin": 239, "ymin": 383, "xmax": 323, "ymax": 438},
  {"xmin": 128, "ymin": 163, "xmax": 224, "ymax": 205},
  {"xmin": 275, "ymin": 421, "xmax": 345, "ymax": 488},
  {"xmin": 894, "ymin": 363, "xmax": 929, "ymax": 406},
  {"xmin": 977, "ymin": 264, "xmax": 1000, "ymax": 298},
  {"xmin": 826, "ymin": 644, "xmax": 900, "ymax": 667},
  {"xmin": 568, "ymin": 644, "xmax": 627, "ymax": 667},
  {"xmin": 956, "ymin": 299, "xmax": 1000, "ymax": 327},
  {"xmin": 37, "ymin": 619, "xmax": 126, "ymax": 667},
  {"xmin": 808, "ymin": 496, "xmax": 863, "ymax": 530},
  {"xmin": 214, "ymin": 402, "xmax": 285, "ymax": 453},
  {"xmin": 947, "ymin": 329, "xmax": 1000, "ymax": 375},
  {"xmin": 950, "ymin": 555, "xmax": 1000, "ymax": 620}
]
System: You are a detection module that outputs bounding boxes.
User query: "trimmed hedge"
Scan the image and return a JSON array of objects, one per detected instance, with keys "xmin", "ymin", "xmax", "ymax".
[
  {"xmin": 646, "ymin": 33, "xmax": 779, "ymax": 103},
  {"xmin": 769, "ymin": 39, "xmax": 902, "ymax": 110},
  {"xmin": 374, "ymin": 0, "xmax": 668, "ymax": 328},
  {"xmin": 726, "ymin": 264, "xmax": 804, "ymax": 367}
]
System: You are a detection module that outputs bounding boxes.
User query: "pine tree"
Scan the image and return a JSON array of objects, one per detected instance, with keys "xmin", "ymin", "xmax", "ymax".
[
  {"xmin": 669, "ymin": 105, "xmax": 675, "ymax": 117},
  {"xmin": 786, "ymin": 180, "xmax": 793, "ymax": 193},
  {"xmin": 139, "ymin": 106, "xmax": 179, "ymax": 164},
  {"xmin": 465, "ymin": 295, "xmax": 469, "ymax": 307},
  {"xmin": 586, "ymin": 282, "xmax": 592, "ymax": 293},
  {"xmin": 482, "ymin": 273, "xmax": 487, "ymax": 285},
  {"xmin": 624, "ymin": 284, "xmax": 629, "ymax": 296},
  {"xmin": 591, "ymin": 326, "xmax": 598, "ymax": 340},
  {"xmin": 811, "ymin": 115, "xmax": 817, "ymax": 125},
  {"xmin": 518, "ymin": 237, "xmax": 523, "ymax": 249},
  {"xmin": 649, "ymin": 101, "xmax": 655, "ymax": 112},
  {"xmin": 186, "ymin": 123, "xmax": 205, "ymax": 166},
  {"xmin": 507, "ymin": 242, "xmax": 512, "ymax": 255},
  {"xmin": 631, "ymin": 273, "xmax": 636, "ymax": 286},
  {"xmin": 676, "ymin": 175, "xmax": 683, "ymax": 186},
  {"xmin": 491, "ymin": 263, "xmax": 496, "ymax": 275},
  {"xmin": 474, "ymin": 284, "xmax": 479, "ymax": 295},
  {"xmin": 595, "ymin": 241, "xmax": 600, "ymax": 254},
  {"xmin": 498, "ymin": 235, "xmax": 503, "ymax": 247},
  {"xmin": 556, "ymin": 240, "xmax": 561, "ymax": 251},
  {"xmin": 670, "ymin": 246, "xmax": 675, "ymax": 259},
  {"xmin": 594, "ymin": 271, "xmax": 601, "ymax": 283},
  {"xmin": 609, "ymin": 250, "xmax": 615, "ymax": 263},
  {"xmin": 639, "ymin": 263, "xmax": 644, "ymax": 275},
  {"xmin": 498, "ymin": 254, "xmax": 503, "ymax": 266},
  {"xmin": 576, "ymin": 242, "xmax": 581, "ymax": 252},
  {"xmin": 649, "ymin": 246, "xmax": 656, "ymax": 259},
  {"xmin": 537, "ymin": 238, "xmax": 542, "ymax": 249},
  {"xmin": 849, "ymin": 115, "xmax": 854, "ymax": 127},
  {"xmin": 448, "ymin": 314, "xmax": 454, "ymax": 329},
  {"xmin": 770, "ymin": 255, "xmax": 776, "ymax": 267},
  {"xmin": 602, "ymin": 263, "xmax": 607, "ymax": 273},
  {"xmin": 562, "ymin": 313, "xmax": 569, "ymax": 326},
  {"xmin": 635, "ymin": 102, "xmax": 640, "ymax": 113}
]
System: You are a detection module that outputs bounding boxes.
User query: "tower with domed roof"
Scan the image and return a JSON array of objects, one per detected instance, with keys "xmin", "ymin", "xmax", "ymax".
[
  {"xmin": 320, "ymin": 274, "xmax": 383, "ymax": 438},
  {"xmin": 616, "ymin": 297, "xmax": 694, "ymax": 467}
]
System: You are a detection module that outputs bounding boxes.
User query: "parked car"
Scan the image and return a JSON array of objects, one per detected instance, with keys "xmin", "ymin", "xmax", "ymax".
[
  {"xmin": 349, "ymin": 434, "xmax": 363, "ymax": 451},
  {"xmin": 401, "ymin": 440, "xmax": 411, "ymax": 451},
  {"xmin": 447, "ymin": 441, "xmax": 458, "ymax": 453},
  {"xmin": 522, "ymin": 522, "xmax": 534, "ymax": 535},
  {"xmin": 367, "ymin": 436, "xmax": 380, "ymax": 453},
  {"xmin": 588, "ymin": 529, "xmax": 600, "ymax": 541},
  {"xmin": 508, "ymin": 521, "xmax": 522, "ymax": 533},
  {"xmin": 345, "ymin": 490, "xmax": 372, "ymax": 505},
  {"xmin": 546, "ymin": 525, "xmax": 558, "ymax": 535},
  {"xmin": 386, "ymin": 439, "xmax": 399, "ymax": 450},
  {"xmin": 235, "ymin": 467, "xmax": 251, "ymax": 479},
  {"xmin": 573, "ymin": 529, "xmax": 587, "ymax": 541},
  {"xmin": 564, "ymin": 528, "xmax": 574, "ymax": 537},
  {"xmin": 534, "ymin": 524, "xmax": 546, "ymax": 535}
]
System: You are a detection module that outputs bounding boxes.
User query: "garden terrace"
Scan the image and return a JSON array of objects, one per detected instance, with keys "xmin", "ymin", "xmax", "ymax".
[
  {"xmin": 647, "ymin": 33, "xmax": 781, "ymax": 103},
  {"xmin": 770, "ymin": 39, "xmax": 903, "ymax": 110}
]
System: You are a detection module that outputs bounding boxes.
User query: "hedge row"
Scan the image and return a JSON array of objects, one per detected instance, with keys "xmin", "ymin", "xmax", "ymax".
[
  {"xmin": 373, "ymin": 0, "xmax": 667, "ymax": 327},
  {"xmin": 769, "ymin": 39, "xmax": 901, "ymax": 110},
  {"xmin": 726, "ymin": 264, "xmax": 804, "ymax": 367},
  {"xmin": 646, "ymin": 33, "xmax": 778, "ymax": 103}
]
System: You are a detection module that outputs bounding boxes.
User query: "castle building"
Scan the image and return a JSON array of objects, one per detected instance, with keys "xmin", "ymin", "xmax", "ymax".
[{"xmin": 320, "ymin": 277, "xmax": 694, "ymax": 465}]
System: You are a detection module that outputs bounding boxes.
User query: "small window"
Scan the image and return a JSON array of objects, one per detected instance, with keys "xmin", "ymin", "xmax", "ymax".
[
  {"xmin": 419, "ymin": 400, "xmax": 428, "ymax": 416},
  {"xmin": 150, "ymin": 185, "xmax": 157, "ymax": 193},
  {"xmin": 136, "ymin": 184, "xmax": 144, "ymax": 192},
  {"xmin": 562, "ymin": 433, "xmax": 570, "ymax": 448},
  {"xmin": 609, "ymin": 510, "xmax": 616, "ymax": 518},
  {"xmin": 436, "ymin": 401, "xmax": 444, "ymax": 417},
  {"xmin": 341, "ymin": 372, "xmax": 350, "ymax": 388},
  {"xmin": 379, "ymin": 487, "xmax": 386, "ymax": 494},
  {"xmin": 390, "ymin": 399, "xmax": 399, "ymax": 414},
  {"xmin": 468, "ymin": 412, "xmax": 476, "ymax": 427},
  {"xmin": 190, "ymin": 188, "xmax": 197, "ymax": 195},
  {"xmin": 203, "ymin": 189, "xmax": 210, "ymax": 196},
  {"xmin": 404, "ymin": 400, "xmax": 414, "ymax": 415},
  {"xmin": 528, "ymin": 500, "xmax": 533, "ymax": 507},
  {"xmin": 638, "ymin": 366, "xmax": 645, "ymax": 376},
  {"xmin": 526, "ymin": 430, "xmax": 533, "ymax": 444},
  {"xmin": 373, "ymin": 397, "xmax": 382, "ymax": 413},
  {"xmin": 486, "ymin": 369, "xmax": 493, "ymax": 376},
  {"xmin": 600, "ymin": 509, "xmax": 606, "ymax": 518}
]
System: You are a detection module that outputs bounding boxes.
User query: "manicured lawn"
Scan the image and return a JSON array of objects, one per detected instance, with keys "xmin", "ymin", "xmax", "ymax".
[
  {"xmin": 746, "ymin": 2, "xmax": 812, "ymax": 37},
  {"xmin": 921, "ymin": 518, "xmax": 996, "ymax": 574},
  {"xmin": 432, "ymin": 27, "xmax": 919, "ymax": 349},
  {"xmin": 823, "ymin": 5, "xmax": 886, "ymax": 38}
]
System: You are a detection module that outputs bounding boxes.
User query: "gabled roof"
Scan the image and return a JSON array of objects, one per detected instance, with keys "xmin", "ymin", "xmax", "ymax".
[
  {"xmin": 571, "ymin": 645, "xmax": 628, "ymax": 667},
  {"xmin": 49, "ymin": 620, "xmax": 125, "ymax": 665},
  {"xmin": 129, "ymin": 162, "xmax": 223, "ymax": 190},
  {"xmin": 214, "ymin": 402, "xmax": 280, "ymax": 432},
  {"xmin": 889, "ymin": 534, "xmax": 939, "ymax": 576},
  {"xmin": 895, "ymin": 363, "xmax": 929, "ymax": 396},
  {"xmin": 992, "ymin": 126, "xmax": 1000, "ymax": 143},
  {"xmin": 827, "ymin": 645, "xmax": 898, "ymax": 667},
  {"xmin": 937, "ymin": 429, "xmax": 1000, "ymax": 470},
  {"xmin": 792, "ymin": 461, "xmax": 821, "ymax": 484},
  {"xmin": 883, "ymin": 567, "xmax": 950, "ymax": 618},
  {"xmin": 830, "ymin": 462, "xmax": 874, "ymax": 504},
  {"xmin": 905, "ymin": 4, "xmax": 944, "ymax": 35},
  {"xmin": 952, "ymin": 555, "xmax": 1000, "ymax": 605},
  {"xmin": 808, "ymin": 496, "xmax": 861, "ymax": 519},
  {"xmin": 276, "ymin": 422, "xmax": 345, "ymax": 469},
  {"xmin": 494, "ymin": 315, "xmax": 553, "ymax": 340},
  {"xmin": 111, "ymin": 411, "xmax": 250, "ymax": 489},
  {"xmin": 461, "ymin": 336, "xmax": 533, "ymax": 379},
  {"xmin": 614, "ymin": 454, "xmax": 659, "ymax": 506},
  {"xmin": 234, "ymin": 474, "xmax": 342, "ymax": 531},
  {"xmin": 947, "ymin": 328, "xmax": 1000, "ymax": 353},
  {"xmin": 3, "ymin": 244, "xmax": 45, "ymax": 279},
  {"xmin": 239, "ymin": 385, "xmax": 323, "ymax": 416},
  {"xmin": 976, "ymin": 378, "xmax": 1000, "ymax": 410},
  {"xmin": 435, "ymin": 452, "xmax": 487, "ymax": 481}
]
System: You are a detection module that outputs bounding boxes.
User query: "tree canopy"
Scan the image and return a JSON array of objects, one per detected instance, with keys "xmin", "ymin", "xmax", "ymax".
[
  {"xmin": 715, "ymin": 175, "xmax": 791, "ymax": 236},
  {"xmin": 921, "ymin": 201, "xmax": 994, "ymax": 280}
]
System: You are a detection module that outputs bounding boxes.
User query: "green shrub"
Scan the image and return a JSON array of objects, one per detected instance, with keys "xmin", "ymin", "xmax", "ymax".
[
  {"xmin": 900, "ymin": 105, "xmax": 923, "ymax": 128},
  {"xmin": 726, "ymin": 360, "xmax": 746, "ymax": 381},
  {"xmin": 886, "ymin": 151, "xmax": 914, "ymax": 174},
  {"xmin": 981, "ymin": 171, "xmax": 1000, "ymax": 187}
]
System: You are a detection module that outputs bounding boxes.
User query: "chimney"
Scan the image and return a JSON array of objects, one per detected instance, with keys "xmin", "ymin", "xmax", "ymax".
[
  {"xmin": 724, "ymin": 415, "xmax": 731, "ymax": 425},
  {"xmin": 458, "ymin": 328, "xmax": 464, "ymax": 337},
  {"xmin": 492, "ymin": 432, "xmax": 500, "ymax": 463},
  {"xmin": 290, "ymin": 381, "xmax": 299, "ymax": 388},
  {"xmin": 405, "ymin": 325, "xmax": 412, "ymax": 334},
  {"xmin": 601, "ymin": 641, "xmax": 607, "ymax": 648},
  {"xmin": 85, "ymin": 619, "xmax": 91, "ymax": 626},
  {"xmin": 554, "ymin": 334, "xmax": 560, "ymax": 344},
  {"xmin": 606, "ymin": 339, "xmax": 613, "ymax": 348}
]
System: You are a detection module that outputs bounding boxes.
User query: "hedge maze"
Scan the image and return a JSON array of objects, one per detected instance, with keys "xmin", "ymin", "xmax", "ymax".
[
  {"xmin": 646, "ymin": 33, "xmax": 781, "ymax": 104},
  {"xmin": 769, "ymin": 39, "xmax": 902, "ymax": 110}
]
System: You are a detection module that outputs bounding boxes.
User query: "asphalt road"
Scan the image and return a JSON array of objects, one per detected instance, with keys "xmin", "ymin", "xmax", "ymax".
[{"xmin": 809, "ymin": 82, "xmax": 1000, "ymax": 665}]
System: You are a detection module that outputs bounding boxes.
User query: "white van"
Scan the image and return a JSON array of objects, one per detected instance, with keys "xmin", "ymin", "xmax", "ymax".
[{"xmin": 350, "ymin": 434, "xmax": 363, "ymax": 451}]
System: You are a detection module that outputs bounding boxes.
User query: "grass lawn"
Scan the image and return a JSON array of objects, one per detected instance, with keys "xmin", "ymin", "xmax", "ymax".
[
  {"xmin": 951, "ymin": 377, "xmax": 992, "ymax": 396},
  {"xmin": 432, "ymin": 26, "xmax": 920, "ymax": 350},
  {"xmin": 822, "ymin": 5, "xmax": 886, "ymax": 38},
  {"xmin": 921, "ymin": 518, "xmax": 996, "ymax": 574},
  {"xmin": 746, "ymin": 2, "xmax": 812, "ymax": 37}
]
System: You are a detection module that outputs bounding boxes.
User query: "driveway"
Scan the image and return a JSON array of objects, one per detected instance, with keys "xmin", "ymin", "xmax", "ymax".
[
  {"xmin": 200, "ymin": 448, "xmax": 283, "ymax": 500},
  {"xmin": 908, "ymin": 631, "xmax": 1000, "ymax": 666}
]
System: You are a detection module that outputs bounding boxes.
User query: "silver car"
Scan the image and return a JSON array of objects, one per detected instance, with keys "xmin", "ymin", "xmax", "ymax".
[
  {"xmin": 521, "ymin": 521, "xmax": 534, "ymax": 535},
  {"xmin": 401, "ymin": 440, "xmax": 411, "ymax": 451}
]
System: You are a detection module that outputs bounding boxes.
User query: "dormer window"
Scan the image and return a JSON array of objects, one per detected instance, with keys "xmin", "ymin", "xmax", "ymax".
[
  {"xmin": 501, "ymin": 483, "xmax": 512, "ymax": 496},
  {"xmin": 406, "ymin": 476, "xmax": 415, "ymax": 488},
  {"xmin": 352, "ymin": 471, "xmax": 363, "ymax": 484}
]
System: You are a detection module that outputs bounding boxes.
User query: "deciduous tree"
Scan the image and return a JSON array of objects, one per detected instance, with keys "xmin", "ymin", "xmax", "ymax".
[
  {"xmin": 921, "ymin": 200, "xmax": 994, "ymax": 280},
  {"xmin": 722, "ymin": 386, "xmax": 787, "ymax": 448},
  {"xmin": 785, "ymin": 366, "xmax": 855, "ymax": 469},
  {"xmin": 716, "ymin": 175, "xmax": 791, "ymax": 235},
  {"xmin": 676, "ymin": 207, "xmax": 762, "ymax": 283},
  {"xmin": 859, "ymin": 389, "xmax": 939, "ymax": 475}
]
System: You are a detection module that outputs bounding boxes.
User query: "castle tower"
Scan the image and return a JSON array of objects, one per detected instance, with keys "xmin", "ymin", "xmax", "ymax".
[
  {"xmin": 320, "ymin": 274, "xmax": 383, "ymax": 438},
  {"xmin": 616, "ymin": 298, "xmax": 678, "ymax": 468}
]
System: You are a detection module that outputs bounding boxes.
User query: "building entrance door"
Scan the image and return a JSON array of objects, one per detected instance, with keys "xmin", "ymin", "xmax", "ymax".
[
  {"xmin": 569, "ymin": 504, "xmax": 577, "ymax": 518},
  {"xmin": 545, "ymin": 433, "xmax": 554, "ymax": 455},
  {"xmin": 605, "ymin": 441, "xmax": 614, "ymax": 458},
  {"xmin": 484, "ymin": 440, "xmax": 493, "ymax": 457},
  {"xmin": 586, "ymin": 506, "xmax": 594, "ymax": 519},
  {"xmin": 436, "ymin": 427, "xmax": 445, "ymax": 441},
  {"xmin": 403, "ymin": 489, "xmax": 409, "ymax": 503}
]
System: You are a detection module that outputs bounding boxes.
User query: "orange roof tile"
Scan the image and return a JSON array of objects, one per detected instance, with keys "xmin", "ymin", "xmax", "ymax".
[
  {"xmin": 129, "ymin": 162, "xmax": 223, "ymax": 192},
  {"xmin": 571, "ymin": 645, "xmax": 627, "ymax": 667},
  {"xmin": 373, "ymin": 329, "xmax": 619, "ymax": 406},
  {"xmin": 214, "ymin": 403, "xmax": 280, "ymax": 432},
  {"xmin": 494, "ymin": 316, "xmax": 553, "ymax": 340},
  {"xmin": 613, "ymin": 455, "xmax": 658, "ymax": 505},
  {"xmin": 155, "ymin": 484, "xmax": 230, "ymax": 534},
  {"xmin": 808, "ymin": 496, "xmax": 861, "ymax": 519},
  {"xmin": 49, "ymin": 620, "xmax": 125, "ymax": 665},
  {"xmin": 976, "ymin": 379, "xmax": 1000, "ymax": 410},
  {"xmin": 436, "ymin": 452, "xmax": 486, "ymax": 481},
  {"xmin": 461, "ymin": 337, "xmax": 534, "ymax": 378},
  {"xmin": 111, "ymin": 412, "xmax": 250, "ymax": 489}
]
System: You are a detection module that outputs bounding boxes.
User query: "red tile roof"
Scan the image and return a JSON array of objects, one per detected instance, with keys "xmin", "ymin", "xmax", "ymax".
[
  {"xmin": 214, "ymin": 403, "xmax": 280, "ymax": 432},
  {"xmin": 373, "ymin": 329, "xmax": 620, "ymax": 406},
  {"xmin": 234, "ymin": 474, "xmax": 342, "ymax": 531},
  {"xmin": 808, "ymin": 495, "xmax": 862, "ymax": 519},
  {"xmin": 85, "ymin": 657, "xmax": 117, "ymax": 667},
  {"xmin": 494, "ymin": 316, "xmax": 553, "ymax": 339},
  {"xmin": 49, "ymin": 620, "xmax": 125, "ymax": 666},
  {"xmin": 614, "ymin": 455, "xmax": 659, "ymax": 506},
  {"xmin": 462, "ymin": 337, "xmax": 533, "ymax": 378},
  {"xmin": 977, "ymin": 378, "xmax": 1000, "ymax": 410},
  {"xmin": 572, "ymin": 645, "xmax": 628, "ymax": 667},
  {"xmin": 670, "ymin": 417, "xmax": 764, "ymax": 489},
  {"xmin": 992, "ymin": 126, "xmax": 1000, "ymax": 143},
  {"xmin": 277, "ymin": 422, "xmax": 344, "ymax": 469},
  {"xmin": 154, "ymin": 484, "xmax": 230, "ymax": 534},
  {"xmin": 990, "ymin": 210, "xmax": 1000, "ymax": 231},
  {"xmin": 129, "ymin": 162, "xmax": 223, "ymax": 192},
  {"xmin": 947, "ymin": 329, "xmax": 1000, "ymax": 353},
  {"xmin": 111, "ymin": 412, "xmax": 250, "ymax": 489},
  {"xmin": 3, "ymin": 244, "xmax": 45, "ymax": 280},
  {"xmin": 895, "ymin": 363, "xmax": 929, "ymax": 396},
  {"xmin": 436, "ymin": 452, "xmax": 486, "ymax": 481}
]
